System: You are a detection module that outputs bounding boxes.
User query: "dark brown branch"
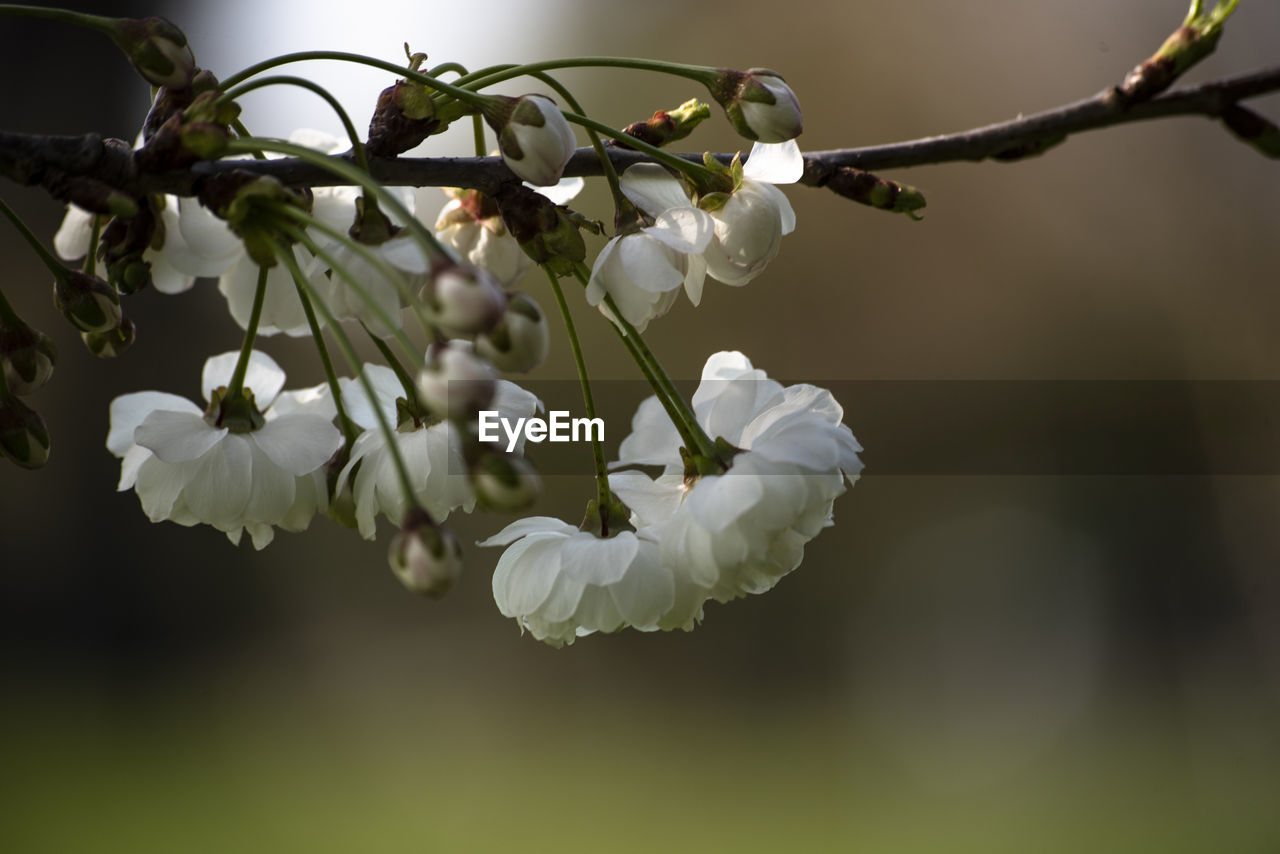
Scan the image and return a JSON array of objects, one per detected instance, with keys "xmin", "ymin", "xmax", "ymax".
[{"xmin": 1, "ymin": 65, "xmax": 1278, "ymax": 204}]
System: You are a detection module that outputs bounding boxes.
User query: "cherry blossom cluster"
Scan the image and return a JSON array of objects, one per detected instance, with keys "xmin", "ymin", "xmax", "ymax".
[{"xmin": 0, "ymin": 9, "xmax": 861, "ymax": 645}]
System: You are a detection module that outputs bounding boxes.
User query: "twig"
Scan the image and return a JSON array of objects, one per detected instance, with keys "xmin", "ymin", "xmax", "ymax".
[{"xmin": 1, "ymin": 65, "xmax": 1277, "ymax": 203}]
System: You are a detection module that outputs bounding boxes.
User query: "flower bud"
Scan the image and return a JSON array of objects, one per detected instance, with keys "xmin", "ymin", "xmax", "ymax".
[
  {"xmin": 484, "ymin": 94, "xmax": 577, "ymax": 186},
  {"xmin": 53, "ymin": 271, "xmax": 122, "ymax": 334},
  {"xmin": 475, "ymin": 292, "xmax": 549, "ymax": 373},
  {"xmin": 388, "ymin": 508, "xmax": 463, "ymax": 598},
  {"xmin": 82, "ymin": 316, "xmax": 136, "ymax": 359},
  {"xmin": 0, "ymin": 394, "xmax": 50, "ymax": 469},
  {"xmin": 471, "ymin": 450, "xmax": 540, "ymax": 512},
  {"xmin": 0, "ymin": 318, "xmax": 56, "ymax": 395},
  {"xmin": 367, "ymin": 80, "xmax": 441, "ymax": 157},
  {"xmin": 109, "ymin": 16, "xmax": 197, "ymax": 90},
  {"xmin": 712, "ymin": 68, "xmax": 803, "ymax": 143},
  {"xmin": 416, "ymin": 341, "xmax": 496, "ymax": 421},
  {"xmin": 421, "ymin": 261, "xmax": 507, "ymax": 338},
  {"xmin": 494, "ymin": 184, "xmax": 587, "ymax": 277},
  {"xmin": 613, "ymin": 98, "xmax": 712, "ymax": 149}
]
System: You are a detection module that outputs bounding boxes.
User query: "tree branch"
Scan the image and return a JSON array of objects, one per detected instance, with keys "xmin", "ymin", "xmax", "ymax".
[{"xmin": 1, "ymin": 65, "xmax": 1277, "ymax": 206}]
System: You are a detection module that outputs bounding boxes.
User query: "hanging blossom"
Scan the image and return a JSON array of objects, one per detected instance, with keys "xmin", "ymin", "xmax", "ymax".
[
  {"xmin": 107, "ymin": 350, "xmax": 343, "ymax": 548},
  {"xmin": 609, "ymin": 350, "xmax": 863, "ymax": 605},
  {"xmin": 479, "ymin": 517, "xmax": 706, "ymax": 647},
  {"xmin": 434, "ymin": 176, "xmax": 585, "ymax": 287},
  {"xmin": 584, "ymin": 140, "xmax": 802, "ymax": 331},
  {"xmin": 336, "ymin": 358, "xmax": 541, "ymax": 539}
]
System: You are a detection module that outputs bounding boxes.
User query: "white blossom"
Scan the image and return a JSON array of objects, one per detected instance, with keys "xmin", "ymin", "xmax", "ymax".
[
  {"xmin": 480, "ymin": 517, "xmax": 698, "ymax": 647},
  {"xmin": 610, "ymin": 350, "xmax": 862, "ymax": 604},
  {"xmin": 107, "ymin": 351, "xmax": 343, "ymax": 549}
]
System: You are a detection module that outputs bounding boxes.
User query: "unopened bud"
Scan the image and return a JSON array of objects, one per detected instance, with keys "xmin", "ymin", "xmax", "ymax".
[
  {"xmin": 422, "ymin": 261, "xmax": 507, "ymax": 337},
  {"xmin": 471, "ymin": 450, "xmax": 540, "ymax": 512},
  {"xmin": 1, "ymin": 317, "xmax": 56, "ymax": 395},
  {"xmin": 388, "ymin": 508, "xmax": 463, "ymax": 598},
  {"xmin": 53, "ymin": 271, "xmax": 121, "ymax": 334},
  {"xmin": 110, "ymin": 16, "xmax": 197, "ymax": 90},
  {"xmin": 711, "ymin": 68, "xmax": 803, "ymax": 143},
  {"xmin": 0, "ymin": 394, "xmax": 50, "ymax": 469},
  {"xmin": 82, "ymin": 316, "xmax": 136, "ymax": 358},
  {"xmin": 483, "ymin": 94, "xmax": 577, "ymax": 187},
  {"xmin": 366, "ymin": 80, "xmax": 441, "ymax": 157},
  {"xmin": 614, "ymin": 99, "xmax": 712, "ymax": 149},
  {"xmin": 416, "ymin": 341, "xmax": 496, "ymax": 421},
  {"xmin": 495, "ymin": 184, "xmax": 586, "ymax": 277},
  {"xmin": 99, "ymin": 199, "xmax": 159, "ymax": 294},
  {"xmin": 475, "ymin": 292, "xmax": 549, "ymax": 373}
]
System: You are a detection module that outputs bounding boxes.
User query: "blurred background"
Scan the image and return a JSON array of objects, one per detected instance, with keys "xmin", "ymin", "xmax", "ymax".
[{"xmin": 2, "ymin": 0, "xmax": 1279, "ymax": 851}]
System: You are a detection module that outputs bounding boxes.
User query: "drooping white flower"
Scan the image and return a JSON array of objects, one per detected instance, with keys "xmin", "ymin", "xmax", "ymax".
[
  {"xmin": 610, "ymin": 350, "xmax": 862, "ymax": 604},
  {"xmin": 336, "ymin": 361, "xmax": 540, "ymax": 539},
  {"xmin": 584, "ymin": 166, "xmax": 712, "ymax": 331},
  {"xmin": 107, "ymin": 351, "xmax": 343, "ymax": 549},
  {"xmin": 701, "ymin": 140, "xmax": 802, "ymax": 286},
  {"xmin": 480, "ymin": 517, "xmax": 699, "ymax": 647}
]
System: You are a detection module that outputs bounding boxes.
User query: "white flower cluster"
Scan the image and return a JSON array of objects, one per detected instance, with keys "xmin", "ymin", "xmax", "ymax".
[{"xmin": 482, "ymin": 351, "xmax": 862, "ymax": 646}]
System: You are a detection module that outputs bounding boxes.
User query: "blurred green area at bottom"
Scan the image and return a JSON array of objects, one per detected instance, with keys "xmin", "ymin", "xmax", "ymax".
[{"xmin": 3, "ymin": 686, "xmax": 1278, "ymax": 854}]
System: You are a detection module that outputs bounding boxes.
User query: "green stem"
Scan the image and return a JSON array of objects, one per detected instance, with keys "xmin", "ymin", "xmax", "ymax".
[
  {"xmin": 0, "ymin": 286, "xmax": 22, "ymax": 327},
  {"xmin": 426, "ymin": 61, "xmax": 469, "ymax": 79},
  {"xmin": 219, "ymin": 51, "xmax": 494, "ymax": 113},
  {"xmin": 224, "ymin": 264, "xmax": 269, "ymax": 400},
  {"xmin": 542, "ymin": 265, "xmax": 609, "ymax": 511},
  {"xmin": 291, "ymin": 276, "xmax": 360, "ymax": 446},
  {"xmin": 266, "ymin": 202, "xmax": 431, "ymax": 340},
  {"xmin": 84, "ymin": 213, "xmax": 101, "ymax": 275},
  {"xmin": 0, "ymin": 5, "xmax": 115, "ymax": 32},
  {"xmin": 366, "ymin": 330, "xmax": 420, "ymax": 405},
  {"xmin": 0, "ymin": 196, "xmax": 71, "ymax": 283},
  {"xmin": 227, "ymin": 137, "xmax": 445, "ymax": 262},
  {"xmin": 271, "ymin": 235, "xmax": 421, "ymax": 512},
  {"xmin": 271, "ymin": 217, "xmax": 425, "ymax": 358},
  {"xmin": 472, "ymin": 113, "xmax": 486, "ymax": 158},
  {"xmin": 218, "ymin": 76, "xmax": 371, "ymax": 173},
  {"xmin": 563, "ymin": 110, "xmax": 717, "ymax": 186},
  {"xmin": 570, "ymin": 262, "xmax": 716, "ymax": 460},
  {"xmin": 453, "ymin": 56, "xmax": 718, "ymax": 91}
]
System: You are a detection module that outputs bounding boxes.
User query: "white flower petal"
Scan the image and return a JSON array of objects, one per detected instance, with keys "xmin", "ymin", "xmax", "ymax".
[
  {"xmin": 643, "ymin": 207, "xmax": 714, "ymax": 254},
  {"xmin": 530, "ymin": 175, "xmax": 585, "ymax": 205},
  {"xmin": 620, "ymin": 164, "xmax": 693, "ymax": 216},
  {"xmin": 108, "ymin": 391, "xmax": 201, "ymax": 457},
  {"xmin": 251, "ymin": 414, "xmax": 341, "ymax": 476},
  {"xmin": 134, "ymin": 410, "xmax": 227, "ymax": 463},
  {"xmin": 181, "ymin": 434, "xmax": 253, "ymax": 526},
  {"xmin": 201, "ymin": 350, "xmax": 285, "ymax": 408},
  {"xmin": 743, "ymin": 140, "xmax": 803, "ymax": 184}
]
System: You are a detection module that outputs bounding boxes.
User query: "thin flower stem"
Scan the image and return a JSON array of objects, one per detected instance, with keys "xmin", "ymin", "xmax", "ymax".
[
  {"xmin": 365, "ymin": 328, "xmax": 420, "ymax": 405},
  {"xmin": 271, "ymin": 218, "xmax": 422, "ymax": 361},
  {"xmin": 226, "ymin": 137, "xmax": 446, "ymax": 262},
  {"xmin": 561, "ymin": 110, "xmax": 717, "ymax": 186},
  {"xmin": 453, "ymin": 56, "xmax": 718, "ymax": 91},
  {"xmin": 224, "ymin": 264, "xmax": 269, "ymax": 400},
  {"xmin": 0, "ymin": 286, "xmax": 21, "ymax": 326},
  {"xmin": 272, "ymin": 235, "xmax": 421, "ymax": 511},
  {"xmin": 0, "ymin": 196, "xmax": 71, "ymax": 282},
  {"xmin": 266, "ymin": 203, "xmax": 432, "ymax": 340},
  {"xmin": 0, "ymin": 5, "xmax": 114, "ymax": 32},
  {"xmin": 542, "ymin": 265, "xmax": 609, "ymax": 511},
  {"xmin": 219, "ymin": 51, "xmax": 493, "ymax": 113},
  {"xmin": 290, "ymin": 276, "xmax": 360, "ymax": 446},
  {"xmin": 426, "ymin": 61, "xmax": 469, "ymax": 79},
  {"xmin": 570, "ymin": 262, "xmax": 716, "ymax": 459},
  {"xmin": 217, "ymin": 76, "xmax": 371, "ymax": 173},
  {"xmin": 472, "ymin": 114, "xmax": 486, "ymax": 158},
  {"xmin": 84, "ymin": 214, "xmax": 101, "ymax": 275}
]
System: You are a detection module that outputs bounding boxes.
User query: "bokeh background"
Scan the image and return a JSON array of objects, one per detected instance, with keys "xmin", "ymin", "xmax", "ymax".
[{"xmin": 2, "ymin": 0, "xmax": 1279, "ymax": 851}]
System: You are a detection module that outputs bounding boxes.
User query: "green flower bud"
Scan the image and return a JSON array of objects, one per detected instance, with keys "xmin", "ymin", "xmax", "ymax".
[
  {"xmin": 82, "ymin": 316, "xmax": 136, "ymax": 358},
  {"xmin": 109, "ymin": 17, "xmax": 197, "ymax": 90},
  {"xmin": 483, "ymin": 94, "xmax": 577, "ymax": 186},
  {"xmin": 53, "ymin": 271, "xmax": 121, "ymax": 334},
  {"xmin": 495, "ymin": 184, "xmax": 587, "ymax": 277},
  {"xmin": 614, "ymin": 99, "xmax": 712, "ymax": 149},
  {"xmin": 366, "ymin": 80, "xmax": 441, "ymax": 158},
  {"xmin": 471, "ymin": 450, "xmax": 540, "ymax": 513},
  {"xmin": 0, "ymin": 394, "xmax": 50, "ymax": 469},
  {"xmin": 0, "ymin": 318, "xmax": 56, "ymax": 395},
  {"xmin": 475, "ymin": 292, "xmax": 549, "ymax": 373},
  {"xmin": 711, "ymin": 68, "xmax": 803, "ymax": 143}
]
